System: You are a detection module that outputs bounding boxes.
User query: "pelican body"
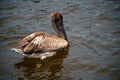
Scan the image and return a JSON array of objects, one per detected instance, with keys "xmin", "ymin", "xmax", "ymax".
[{"xmin": 12, "ymin": 12, "xmax": 68, "ymax": 59}]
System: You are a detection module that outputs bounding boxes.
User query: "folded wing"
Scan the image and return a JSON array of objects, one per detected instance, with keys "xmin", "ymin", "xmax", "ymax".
[{"xmin": 16, "ymin": 32, "xmax": 68, "ymax": 54}]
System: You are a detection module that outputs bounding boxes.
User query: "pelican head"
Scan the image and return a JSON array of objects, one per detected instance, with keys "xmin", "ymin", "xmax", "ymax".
[{"xmin": 50, "ymin": 12, "xmax": 67, "ymax": 41}]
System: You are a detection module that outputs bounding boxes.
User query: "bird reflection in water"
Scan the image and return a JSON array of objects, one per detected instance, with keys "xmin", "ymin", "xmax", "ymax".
[{"xmin": 14, "ymin": 47, "xmax": 69, "ymax": 80}]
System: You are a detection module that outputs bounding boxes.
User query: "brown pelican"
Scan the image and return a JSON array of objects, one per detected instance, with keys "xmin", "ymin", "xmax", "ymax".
[{"xmin": 12, "ymin": 12, "xmax": 68, "ymax": 59}]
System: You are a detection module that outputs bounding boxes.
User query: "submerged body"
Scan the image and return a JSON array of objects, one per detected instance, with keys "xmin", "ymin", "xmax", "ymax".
[{"xmin": 12, "ymin": 12, "xmax": 68, "ymax": 59}]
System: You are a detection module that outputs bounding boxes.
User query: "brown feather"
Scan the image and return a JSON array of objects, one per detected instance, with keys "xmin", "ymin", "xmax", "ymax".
[
  {"xmin": 16, "ymin": 32, "xmax": 45, "ymax": 48},
  {"xmin": 16, "ymin": 32, "xmax": 68, "ymax": 54}
]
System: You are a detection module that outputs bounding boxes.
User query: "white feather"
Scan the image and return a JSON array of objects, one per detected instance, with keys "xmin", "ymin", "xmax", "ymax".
[{"xmin": 31, "ymin": 36, "xmax": 44, "ymax": 46}]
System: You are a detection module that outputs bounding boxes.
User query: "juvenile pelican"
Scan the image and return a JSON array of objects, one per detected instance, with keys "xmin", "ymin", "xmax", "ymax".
[{"xmin": 12, "ymin": 12, "xmax": 68, "ymax": 59}]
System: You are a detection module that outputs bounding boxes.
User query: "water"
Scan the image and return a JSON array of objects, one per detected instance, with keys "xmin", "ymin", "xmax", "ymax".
[{"xmin": 0, "ymin": 0, "xmax": 120, "ymax": 80}]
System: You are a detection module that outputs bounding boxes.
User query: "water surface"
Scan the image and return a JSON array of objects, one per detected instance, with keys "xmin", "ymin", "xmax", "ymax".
[{"xmin": 0, "ymin": 0, "xmax": 120, "ymax": 80}]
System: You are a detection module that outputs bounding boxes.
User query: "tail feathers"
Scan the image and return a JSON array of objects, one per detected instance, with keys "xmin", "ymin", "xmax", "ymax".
[{"xmin": 11, "ymin": 48, "xmax": 24, "ymax": 54}]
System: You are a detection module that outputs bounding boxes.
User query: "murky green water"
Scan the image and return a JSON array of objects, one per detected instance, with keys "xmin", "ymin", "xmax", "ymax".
[{"xmin": 0, "ymin": 0, "xmax": 120, "ymax": 80}]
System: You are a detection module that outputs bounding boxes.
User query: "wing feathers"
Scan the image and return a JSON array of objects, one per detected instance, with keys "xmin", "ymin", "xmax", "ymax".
[
  {"xmin": 16, "ymin": 32, "xmax": 68, "ymax": 54},
  {"xmin": 31, "ymin": 36, "xmax": 44, "ymax": 46},
  {"xmin": 16, "ymin": 32, "xmax": 45, "ymax": 48}
]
